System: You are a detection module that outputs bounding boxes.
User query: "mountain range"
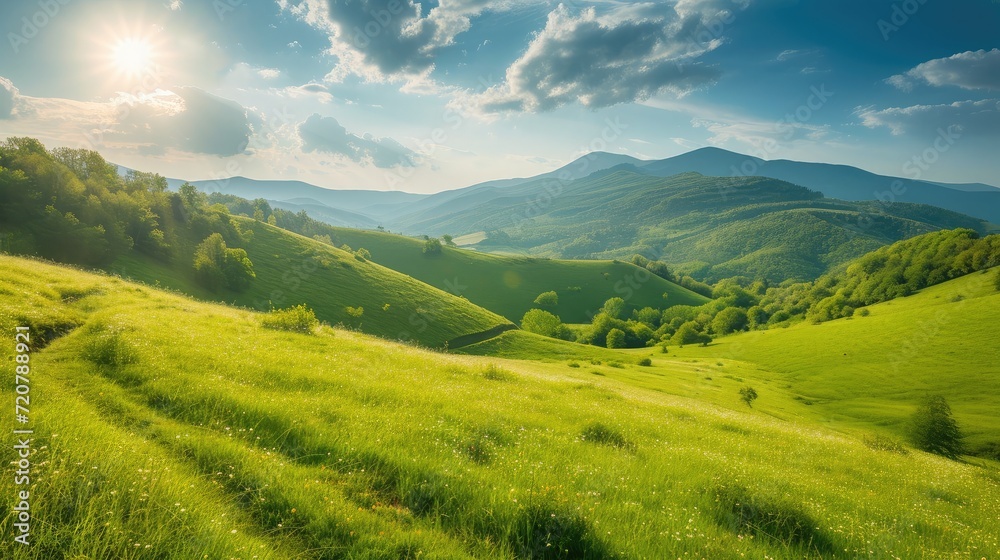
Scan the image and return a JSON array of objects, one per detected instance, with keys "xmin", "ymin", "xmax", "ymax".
[{"xmin": 146, "ymin": 147, "xmax": 999, "ymax": 229}]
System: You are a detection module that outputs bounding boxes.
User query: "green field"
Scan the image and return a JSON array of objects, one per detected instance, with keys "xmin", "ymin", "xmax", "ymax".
[
  {"xmin": 317, "ymin": 227, "xmax": 708, "ymax": 324},
  {"xmin": 2, "ymin": 254, "xmax": 999, "ymax": 559},
  {"xmin": 668, "ymin": 268, "xmax": 1000, "ymax": 454},
  {"xmin": 108, "ymin": 218, "xmax": 511, "ymax": 348}
]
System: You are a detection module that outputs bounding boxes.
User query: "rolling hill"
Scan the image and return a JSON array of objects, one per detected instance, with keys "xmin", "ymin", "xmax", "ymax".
[
  {"xmin": 669, "ymin": 268, "xmax": 1000, "ymax": 456},
  {"xmin": 636, "ymin": 147, "xmax": 1000, "ymax": 224},
  {"xmin": 307, "ymin": 227, "xmax": 709, "ymax": 324},
  {"xmin": 396, "ymin": 170, "xmax": 987, "ymax": 282},
  {"xmin": 110, "ymin": 217, "xmax": 513, "ymax": 348},
  {"xmin": 2, "ymin": 254, "xmax": 999, "ymax": 559}
]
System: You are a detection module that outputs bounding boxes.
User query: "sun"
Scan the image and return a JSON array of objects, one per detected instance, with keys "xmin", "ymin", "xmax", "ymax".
[{"xmin": 111, "ymin": 37, "xmax": 155, "ymax": 78}]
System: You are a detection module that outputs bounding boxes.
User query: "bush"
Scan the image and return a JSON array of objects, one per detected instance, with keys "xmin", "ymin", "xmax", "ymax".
[
  {"xmin": 672, "ymin": 321, "xmax": 712, "ymax": 346},
  {"xmin": 521, "ymin": 309, "xmax": 571, "ymax": 340},
  {"xmin": 601, "ymin": 297, "xmax": 626, "ymax": 319},
  {"xmin": 995, "ymin": 269, "xmax": 1000, "ymax": 291},
  {"xmin": 909, "ymin": 395, "xmax": 965, "ymax": 459},
  {"xmin": 605, "ymin": 328, "xmax": 626, "ymax": 349},
  {"xmin": 345, "ymin": 306, "xmax": 364, "ymax": 319},
  {"xmin": 637, "ymin": 357, "xmax": 652, "ymax": 367},
  {"xmin": 260, "ymin": 304, "xmax": 319, "ymax": 334},
  {"xmin": 422, "ymin": 238, "xmax": 443, "ymax": 255},
  {"xmin": 712, "ymin": 307, "xmax": 749, "ymax": 335},
  {"xmin": 193, "ymin": 233, "xmax": 255, "ymax": 292},
  {"xmin": 533, "ymin": 290, "xmax": 558, "ymax": 307}
]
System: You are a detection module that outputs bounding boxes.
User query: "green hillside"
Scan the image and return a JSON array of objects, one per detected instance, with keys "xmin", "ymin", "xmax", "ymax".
[
  {"xmin": 2, "ymin": 255, "xmax": 1000, "ymax": 559},
  {"xmin": 0, "ymin": 138, "xmax": 508, "ymax": 348},
  {"xmin": 399, "ymin": 170, "xmax": 986, "ymax": 282},
  {"xmin": 460, "ymin": 268, "xmax": 1000, "ymax": 456},
  {"xmin": 670, "ymin": 268, "xmax": 1000, "ymax": 456},
  {"xmin": 306, "ymin": 227, "xmax": 709, "ymax": 324},
  {"xmin": 111, "ymin": 218, "xmax": 512, "ymax": 348}
]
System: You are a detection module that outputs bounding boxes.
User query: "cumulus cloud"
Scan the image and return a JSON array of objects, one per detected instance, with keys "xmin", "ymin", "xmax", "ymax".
[
  {"xmin": 857, "ymin": 99, "xmax": 1000, "ymax": 136},
  {"xmin": 0, "ymin": 76, "xmax": 19, "ymax": 119},
  {"xmin": 112, "ymin": 87, "xmax": 253, "ymax": 156},
  {"xmin": 457, "ymin": 2, "xmax": 741, "ymax": 116},
  {"xmin": 281, "ymin": 0, "xmax": 512, "ymax": 81},
  {"xmin": 298, "ymin": 113, "xmax": 415, "ymax": 168},
  {"xmin": 887, "ymin": 49, "xmax": 1000, "ymax": 92}
]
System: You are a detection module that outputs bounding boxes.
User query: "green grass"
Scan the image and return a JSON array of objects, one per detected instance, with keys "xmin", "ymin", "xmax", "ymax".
[
  {"xmin": 317, "ymin": 227, "xmax": 709, "ymax": 323},
  {"xmin": 2, "ymin": 255, "xmax": 999, "ymax": 558},
  {"xmin": 109, "ymin": 218, "xmax": 511, "ymax": 348},
  {"xmin": 670, "ymin": 268, "xmax": 1000, "ymax": 455}
]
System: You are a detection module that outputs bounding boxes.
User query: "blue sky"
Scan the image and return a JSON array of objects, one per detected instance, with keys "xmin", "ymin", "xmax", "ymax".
[{"xmin": 0, "ymin": 0, "xmax": 997, "ymax": 193}]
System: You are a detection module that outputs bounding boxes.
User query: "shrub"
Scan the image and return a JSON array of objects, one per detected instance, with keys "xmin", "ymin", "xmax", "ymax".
[
  {"xmin": 600, "ymin": 297, "xmax": 626, "ymax": 320},
  {"xmin": 855, "ymin": 308, "xmax": 871, "ymax": 317},
  {"xmin": 909, "ymin": 395, "xmax": 965, "ymax": 459},
  {"xmin": 260, "ymin": 304, "xmax": 319, "ymax": 333},
  {"xmin": 637, "ymin": 357, "xmax": 652, "ymax": 367},
  {"xmin": 739, "ymin": 386, "xmax": 758, "ymax": 408},
  {"xmin": 345, "ymin": 306, "xmax": 364, "ymax": 319},
  {"xmin": 605, "ymin": 328, "xmax": 626, "ymax": 349},
  {"xmin": 995, "ymin": 269, "xmax": 1000, "ymax": 291},
  {"xmin": 521, "ymin": 309, "xmax": 571, "ymax": 340},
  {"xmin": 672, "ymin": 321, "xmax": 712, "ymax": 346},
  {"xmin": 422, "ymin": 238, "xmax": 443, "ymax": 255},
  {"xmin": 533, "ymin": 290, "xmax": 559, "ymax": 307},
  {"xmin": 712, "ymin": 307, "xmax": 749, "ymax": 335},
  {"xmin": 193, "ymin": 233, "xmax": 255, "ymax": 292}
]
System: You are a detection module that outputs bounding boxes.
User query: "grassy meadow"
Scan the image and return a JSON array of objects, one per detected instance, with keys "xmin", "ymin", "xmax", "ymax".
[
  {"xmin": 108, "ymin": 218, "xmax": 511, "ymax": 348},
  {"xmin": 2, "ymin": 254, "xmax": 999, "ymax": 559},
  {"xmin": 314, "ymin": 227, "xmax": 709, "ymax": 324}
]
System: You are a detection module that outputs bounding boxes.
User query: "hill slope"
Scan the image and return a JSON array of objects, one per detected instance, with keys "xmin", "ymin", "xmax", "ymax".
[
  {"xmin": 315, "ymin": 227, "xmax": 709, "ymax": 324},
  {"xmin": 2, "ymin": 255, "xmax": 999, "ymax": 559},
  {"xmin": 397, "ymin": 170, "xmax": 986, "ymax": 282},
  {"xmin": 111, "ymin": 217, "xmax": 512, "ymax": 348},
  {"xmin": 670, "ymin": 269, "xmax": 1000, "ymax": 455},
  {"xmin": 638, "ymin": 147, "xmax": 1000, "ymax": 223}
]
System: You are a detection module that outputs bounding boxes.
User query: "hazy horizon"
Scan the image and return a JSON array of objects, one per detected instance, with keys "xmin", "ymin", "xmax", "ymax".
[{"xmin": 2, "ymin": 0, "xmax": 998, "ymax": 193}]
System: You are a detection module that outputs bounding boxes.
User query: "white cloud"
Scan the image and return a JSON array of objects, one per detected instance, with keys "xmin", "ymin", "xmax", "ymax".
[
  {"xmin": 887, "ymin": 49, "xmax": 1000, "ymax": 92},
  {"xmin": 110, "ymin": 87, "xmax": 254, "ymax": 156},
  {"xmin": 168, "ymin": 0, "xmax": 182, "ymax": 11},
  {"xmin": 281, "ymin": 0, "xmax": 523, "ymax": 82},
  {"xmin": 0, "ymin": 76, "xmax": 18, "ymax": 119},
  {"xmin": 459, "ymin": 2, "xmax": 742, "ymax": 116},
  {"xmin": 857, "ymin": 99, "xmax": 1000, "ymax": 136},
  {"xmin": 298, "ymin": 113, "xmax": 416, "ymax": 168},
  {"xmin": 258, "ymin": 68, "xmax": 282, "ymax": 80}
]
